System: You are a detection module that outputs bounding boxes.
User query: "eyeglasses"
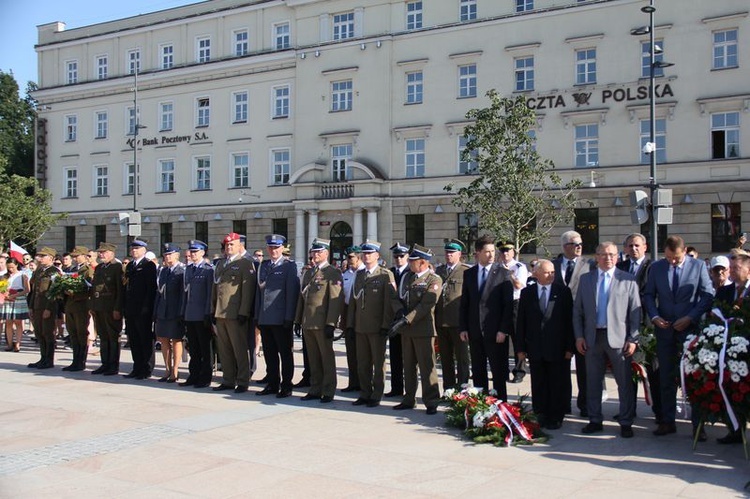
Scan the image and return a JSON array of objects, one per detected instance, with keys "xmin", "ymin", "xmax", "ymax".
[{"xmin": 565, "ymin": 242, "xmax": 583, "ymax": 247}]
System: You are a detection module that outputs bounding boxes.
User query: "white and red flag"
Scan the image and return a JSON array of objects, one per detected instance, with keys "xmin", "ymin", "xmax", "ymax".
[{"xmin": 9, "ymin": 240, "xmax": 29, "ymax": 262}]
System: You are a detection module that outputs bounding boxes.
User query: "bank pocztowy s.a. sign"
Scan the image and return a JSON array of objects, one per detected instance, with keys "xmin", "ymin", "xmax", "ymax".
[
  {"xmin": 525, "ymin": 83, "xmax": 674, "ymax": 110},
  {"xmin": 125, "ymin": 131, "xmax": 209, "ymax": 149}
]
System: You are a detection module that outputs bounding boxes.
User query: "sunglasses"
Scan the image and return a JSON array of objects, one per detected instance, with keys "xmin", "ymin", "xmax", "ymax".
[{"xmin": 565, "ymin": 242, "xmax": 583, "ymax": 247}]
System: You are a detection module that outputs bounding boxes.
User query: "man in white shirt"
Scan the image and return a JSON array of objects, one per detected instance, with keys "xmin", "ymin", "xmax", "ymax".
[{"xmin": 497, "ymin": 240, "xmax": 529, "ymax": 383}]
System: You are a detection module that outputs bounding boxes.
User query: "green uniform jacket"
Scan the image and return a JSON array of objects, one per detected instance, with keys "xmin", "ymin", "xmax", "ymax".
[
  {"xmin": 399, "ymin": 270, "xmax": 443, "ymax": 338},
  {"xmin": 347, "ymin": 266, "xmax": 396, "ymax": 334},
  {"xmin": 434, "ymin": 263, "xmax": 470, "ymax": 328},
  {"xmin": 29, "ymin": 265, "xmax": 62, "ymax": 313},
  {"xmin": 65, "ymin": 263, "xmax": 94, "ymax": 312},
  {"xmin": 89, "ymin": 261, "xmax": 124, "ymax": 313},
  {"xmin": 212, "ymin": 256, "xmax": 256, "ymax": 319},
  {"xmin": 294, "ymin": 263, "xmax": 344, "ymax": 329}
]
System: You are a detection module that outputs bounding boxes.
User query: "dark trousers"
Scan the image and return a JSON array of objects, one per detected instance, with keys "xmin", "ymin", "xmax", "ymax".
[
  {"xmin": 125, "ymin": 314, "xmax": 154, "ymax": 376},
  {"xmin": 344, "ymin": 325, "xmax": 360, "ymax": 388},
  {"xmin": 64, "ymin": 304, "xmax": 90, "ymax": 368},
  {"xmin": 509, "ymin": 299, "xmax": 528, "ymax": 376},
  {"xmin": 388, "ymin": 333, "xmax": 404, "ymax": 394},
  {"xmin": 469, "ymin": 333, "xmax": 509, "ymax": 401},
  {"xmin": 31, "ymin": 309, "xmax": 56, "ymax": 367},
  {"xmin": 437, "ymin": 326, "xmax": 470, "ymax": 391},
  {"xmin": 259, "ymin": 324, "xmax": 294, "ymax": 391},
  {"xmin": 656, "ymin": 328, "xmax": 696, "ymax": 426},
  {"xmin": 529, "ymin": 358, "xmax": 571, "ymax": 424},
  {"xmin": 245, "ymin": 322, "xmax": 257, "ymax": 376},
  {"xmin": 300, "ymin": 330, "xmax": 310, "ymax": 382},
  {"xmin": 185, "ymin": 320, "xmax": 213, "ymax": 384},
  {"xmin": 92, "ymin": 311, "xmax": 122, "ymax": 372}
]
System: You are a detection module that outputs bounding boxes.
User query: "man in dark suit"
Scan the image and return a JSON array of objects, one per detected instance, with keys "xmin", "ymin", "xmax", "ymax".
[
  {"xmin": 387, "ymin": 242, "xmax": 409, "ymax": 397},
  {"xmin": 255, "ymin": 234, "xmax": 300, "ymax": 398},
  {"xmin": 123, "ymin": 239, "xmax": 158, "ymax": 380},
  {"xmin": 516, "ymin": 259, "xmax": 575, "ymax": 430},
  {"xmin": 552, "ymin": 230, "xmax": 595, "ymax": 417},
  {"xmin": 574, "ymin": 242, "xmax": 641, "ymax": 438},
  {"xmin": 644, "ymin": 235, "xmax": 714, "ymax": 439},
  {"xmin": 459, "ymin": 235, "xmax": 512, "ymax": 400},
  {"xmin": 181, "ymin": 240, "xmax": 214, "ymax": 388},
  {"xmin": 713, "ymin": 251, "xmax": 750, "ymax": 444}
]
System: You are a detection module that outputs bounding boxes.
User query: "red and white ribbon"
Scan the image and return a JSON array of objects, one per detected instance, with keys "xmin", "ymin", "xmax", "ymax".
[
  {"xmin": 494, "ymin": 401, "xmax": 533, "ymax": 445},
  {"xmin": 713, "ymin": 308, "xmax": 740, "ymax": 431},
  {"xmin": 632, "ymin": 362, "xmax": 652, "ymax": 406}
]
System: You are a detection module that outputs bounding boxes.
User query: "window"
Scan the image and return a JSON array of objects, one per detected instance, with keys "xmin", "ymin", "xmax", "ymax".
[
  {"xmin": 574, "ymin": 208, "xmax": 599, "ymax": 254},
  {"xmin": 64, "ymin": 168, "xmax": 78, "ymax": 198},
  {"xmin": 272, "ymin": 149, "xmax": 290, "ymax": 185},
  {"xmin": 405, "ymin": 214, "xmax": 425, "ymax": 246},
  {"xmin": 273, "ymin": 85, "xmax": 290, "ymax": 118},
  {"xmin": 233, "ymin": 91, "xmax": 248, "ymax": 123},
  {"xmin": 65, "ymin": 226, "xmax": 76, "ymax": 253},
  {"xmin": 574, "ymin": 124, "xmax": 598, "ymax": 167},
  {"xmin": 127, "ymin": 49, "xmax": 140, "ymax": 74},
  {"xmin": 197, "ymin": 36, "xmax": 211, "ymax": 63},
  {"xmin": 331, "ymin": 144, "xmax": 352, "ymax": 182},
  {"xmin": 514, "ymin": 56, "xmax": 534, "ymax": 91},
  {"xmin": 65, "ymin": 115, "xmax": 77, "ymax": 142},
  {"xmin": 458, "ymin": 135, "xmax": 478, "ymax": 174},
  {"xmin": 406, "ymin": 138, "xmax": 425, "ymax": 178},
  {"xmin": 196, "ymin": 97, "xmax": 210, "ymax": 127},
  {"xmin": 94, "ymin": 225, "xmax": 106, "ymax": 250},
  {"xmin": 234, "ymin": 29, "xmax": 249, "ymax": 56},
  {"xmin": 194, "ymin": 157, "xmax": 211, "ymax": 190},
  {"xmin": 460, "ymin": 0, "xmax": 477, "ymax": 21},
  {"xmin": 232, "ymin": 152, "xmax": 250, "ymax": 188},
  {"xmin": 96, "ymin": 55, "xmax": 108, "ymax": 80},
  {"xmin": 458, "ymin": 64, "xmax": 477, "ymax": 98},
  {"xmin": 93, "ymin": 165, "xmax": 108, "ymax": 196},
  {"xmin": 457, "ymin": 213, "xmax": 478, "ymax": 256},
  {"xmin": 711, "ymin": 203, "xmax": 741, "ymax": 253},
  {"xmin": 575, "ymin": 48, "xmax": 596, "ymax": 84},
  {"xmin": 516, "ymin": 0, "xmax": 533, "ymax": 12},
  {"xmin": 124, "ymin": 162, "xmax": 135, "ymax": 195},
  {"xmin": 333, "ymin": 12, "xmax": 355, "ymax": 40},
  {"xmin": 159, "ymin": 159, "xmax": 175, "ymax": 192},
  {"xmin": 160, "ymin": 223, "xmax": 173, "ymax": 252},
  {"xmin": 232, "ymin": 220, "xmax": 247, "ymax": 237},
  {"xmin": 127, "ymin": 107, "xmax": 138, "ymax": 136},
  {"xmin": 406, "ymin": 71, "xmax": 423, "ymax": 104},
  {"xmin": 711, "ymin": 112, "xmax": 740, "ymax": 159},
  {"xmin": 161, "ymin": 44, "xmax": 174, "ymax": 70},
  {"xmin": 159, "ymin": 102, "xmax": 173, "ymax": 132},
  {"xmin": 641, "ymin": 40, "xmax": 665, "ymax": 78},
  {"xmin": 640, "ymin": 222, "xmax": 667, "ymax": 252},
  {"xmin": 95, "ymin": 111, "xmax": 108, "ymax": 139},
  {"xmin": 713, "ymin": 29, "xmax": 738, "ymax": 69},
  {"xmin": 272, "ymin": 218, "xmax": 288, "ymax": 240},
  {"xmin": 640, "ymin": 118, "xmax": 666, "ymax": 164},
  {"xmin": 66, "ymin": 60, "xmax": 78, "ymax": 84},
  {"xmin": 331, "ymin": 80, "xmax": 353, "ymax": 112},
  {"xmin": 274, "ymin": 22, "xmax": 290, "ymax": 50},
  {"xmin": 195, "ymin": 221, "xmax": 208, "ymax": 243},
  {"xmin": 406, "ymin": 1, "xmax": 423, "ymax": 30}
]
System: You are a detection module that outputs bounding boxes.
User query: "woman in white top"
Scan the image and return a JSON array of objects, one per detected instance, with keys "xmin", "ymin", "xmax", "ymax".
[{"xmin": 2, "ymin": 258, "xmax": 30, "ymax": 351}]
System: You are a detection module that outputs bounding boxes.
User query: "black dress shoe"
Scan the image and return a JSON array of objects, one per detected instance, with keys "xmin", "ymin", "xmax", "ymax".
[
  {"xmin": 276, "ymin": 389, "xmax": 292, "ymax": 398},
  {"xmin": 91, "ymin": 366, "xmax": 106, "ymax": 375},
  {"xmin": 352, "ymin": 398, "xmax": 369, "ymax": 406},
  {"xmin": 37, "ymin": 363, "xmax": 54, "ymax": 370},
  {"xmin": 27, "ymin": 361, "xmax": 40, "ymax": 369},
  {"xmin": 301, "ymin": 393, "xmax": 319, "ymax": 401},
  {"xmin": 393, "ymin": 403, "xmax": 415, "ymax": 410},
  {"xmin": 366, "ymin": 399, "xmax": 380, "ymax": 408},
  {"xmin": 340, "ymin": 385, "xmax": 360, "ymax": 393},
  {"xmin": 426, "ymin": 407, "xmax": 438, "ymax": 415},
  {"xmin": 383, "ymin": 391, "xmax": 402, "ymax": 398},
  {"xmin": 255, "ymin": 376, "xmax": 269, "ymax": 384},
  {"xmin": 158, "ymin": 376, "xmax": 170, "ymax": 382},
  {"xmin": 581, "ymin": 422, "xmax": 604, "ymax": 434},
  {"xmin": 102, "ymin": 370, "xmax": 118, "ymax": 375},
  {"xmin": 180, "ymin": 380, "xmax": 196, "ymax": 387},
  {"xmin": 135, "ymin": 374, "xmax": 149, "ymax": 380},
  {"xmin": 510, "ymin": 372, "xmax": 526, "ymax": 384},
  {"xmin": 212, "ymin": 384, "xmax": 234, "ymax": 391},
  {"xmin": 320, "ymin": 395, "xmax": 334, "ymax": 403},
  {"xmin": 166, "ymin": 377, "xmax": 178, "ymax": 384},
  {"xmin": 293, "ymin": 379, "xmax": 311, "ymax": 388},
  {"xmin": 123, "ymin": 372, "xmax": 138, "ymax": 378},
  {"xmin": 234, "ymin": 386, "xmax": 248, "ymax": 393},
  {"xmin": 653, "ymin": 423, "xmax": 677, "ymax": 436},
  {"xmin": 545, "ymin": 421, "xmax": 563, "ymax": 430},
  {"xmin": 194, "ymin": 382, "xmax": 210, "ymax": 388},
  {"xmin": 62, "ymin": 365, "xmax": 76, "ymax": 372},
  {"xmin": 256, "ymin": 387, "xmax": 277, "ymax": 396},
  {"xmin": 620, "ymin": 425, "xmax": 634, "ymax": 438},
  {"xmin": 717, "ymin": 431, "xmax": 743, "ymax": 444},
  {"xmin": 68, "ymin": 366, "xmax": 84, "ymax": 372}
]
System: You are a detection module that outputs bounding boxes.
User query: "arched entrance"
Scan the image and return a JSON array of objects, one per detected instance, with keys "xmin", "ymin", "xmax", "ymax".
[{"xmin": 329, "ymin": 221, "xmax": 353, "ymax": 265}]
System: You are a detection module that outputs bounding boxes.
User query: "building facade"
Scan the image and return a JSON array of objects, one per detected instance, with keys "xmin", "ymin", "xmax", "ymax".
[{"xmin": 34, "ymin": 0, "xmax": 749, "ymax": 262}]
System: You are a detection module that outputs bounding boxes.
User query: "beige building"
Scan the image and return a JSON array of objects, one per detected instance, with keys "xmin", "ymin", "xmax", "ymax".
[{"xmin": 34, "ymin": 0, "xmax": 749, "ymax": 262}]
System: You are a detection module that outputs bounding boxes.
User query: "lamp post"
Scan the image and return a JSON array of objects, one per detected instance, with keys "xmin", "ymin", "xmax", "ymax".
[{"xmin": 128, "ymin": 69, "xmax": 146, "ymax": 242}]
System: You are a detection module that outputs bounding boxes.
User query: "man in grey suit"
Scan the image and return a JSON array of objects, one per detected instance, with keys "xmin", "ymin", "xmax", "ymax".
[
  {"xmin": 574, "ymin": 241, "xmax": 641, "ymax": 438},
  {"xmin": 644, "ymin": 235, "xmax": 714, "ymax": 439}
]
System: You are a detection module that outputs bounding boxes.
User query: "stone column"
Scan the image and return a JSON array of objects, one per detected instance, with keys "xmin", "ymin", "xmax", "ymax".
[
  {"xmin": 294, "ymin": 209, "xmax": 306, "ymax": 264},
  {"xmin": 308, "ymin": 209, "xmax": 319, "ymax": 249},
  {"xmin": 352, "ymin": 207, "xmax": 363, "ymax": 245},
  {"xmin": 366, "ymin": 207, "xmax": 378, "ymax": 242}
]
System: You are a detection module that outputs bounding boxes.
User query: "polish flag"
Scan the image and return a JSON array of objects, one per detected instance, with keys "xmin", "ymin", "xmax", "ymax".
[{"xmin": 9, "ymin": 240, "xmax": 28, "ymax": 262}]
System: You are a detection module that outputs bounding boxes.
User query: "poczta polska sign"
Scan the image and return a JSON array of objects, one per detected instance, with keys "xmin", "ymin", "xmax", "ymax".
[{"xmin": 525, "ymin": 82, "xmax": 674, "ymax": 110}]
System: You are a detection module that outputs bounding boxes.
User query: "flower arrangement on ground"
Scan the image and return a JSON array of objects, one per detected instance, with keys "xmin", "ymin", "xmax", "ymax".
[
  {"xmin": 443, "ymin": 386, "xmax": 547, "ymax": 446},
  {"xmin": 46, "ymin": 273, "xmax": 90, "ymax": 301}
]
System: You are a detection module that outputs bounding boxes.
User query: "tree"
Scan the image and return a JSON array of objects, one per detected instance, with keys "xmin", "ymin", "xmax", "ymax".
[
  {"xmin": 0, "ymin": 164, "xmax": 66, "ymax": 247},
  {"xmin": 445, "ymin": 90, "xmax": 582, "ymax": 254},
  {"xmin": 0, "ymin": 70, "xmax": 36, "ymax": 177}
]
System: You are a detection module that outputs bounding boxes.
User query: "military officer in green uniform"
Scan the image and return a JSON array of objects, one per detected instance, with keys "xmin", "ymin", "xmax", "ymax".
[
  {"xmin": 391, "ymin": 244, "xmax": 443, "ymax": 415},
  {"xmin": 28, "ymin": 247, "xmax": 62, "ymax": 369},
  {"xmin": 89, "ymin": 242, "xmax": 124, "ymax": 375},
  {"xmin": 62, "ymin": 246, "xmax": 95, "ymax": 372},
  {"xmin": 294, "ymin": 238, "xmax": 344, "ymax": 403},
  {"xmin": 347, "ymin": 240, "xmax": 396, "ymax": 408},
  {"xmin": 434, "ymin": 239, "xmax": 471, "ymax": 391}
]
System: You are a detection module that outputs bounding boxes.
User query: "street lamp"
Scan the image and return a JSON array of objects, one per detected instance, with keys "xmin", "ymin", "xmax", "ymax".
[{"xmin": 631, "ymin": 0, "xmax": 673, "ymax": 261}]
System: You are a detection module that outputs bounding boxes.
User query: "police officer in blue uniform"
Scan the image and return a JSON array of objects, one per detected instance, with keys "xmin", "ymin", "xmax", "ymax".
[{"xmin": 181, "ymin": 240, "xmax": 214, "ymax": 388}]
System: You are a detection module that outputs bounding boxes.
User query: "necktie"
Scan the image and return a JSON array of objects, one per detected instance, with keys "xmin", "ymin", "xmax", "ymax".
[
  {"xmin": 737, "ymin": 285, "xmax": 746, "ymax": 305},
  {"xmin": 596, "ymin": 272, "xmax": 608, "ymax": 327},
  {"xmin": 539, "ymin": 286, "xmax": 548, "ymax": 313},
  {"xmin": 565, "ymin": 259, "xmax": 575, "ymax": 286},
  {"xmin": 479, "ymin": 267, "xmax": 488, "ymax": 293},
  {"xmin": 672, "ymin": 265, "xmax": 680, "ymax": 298},
  {"xmin": 630, "ymin": 261, "xmax": 637, "ymax": 275}
]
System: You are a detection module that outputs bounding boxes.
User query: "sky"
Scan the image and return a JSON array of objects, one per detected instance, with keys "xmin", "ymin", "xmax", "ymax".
[{"xmin": 0, "ymin": 0, "xmax": 198, "ymax": 91}]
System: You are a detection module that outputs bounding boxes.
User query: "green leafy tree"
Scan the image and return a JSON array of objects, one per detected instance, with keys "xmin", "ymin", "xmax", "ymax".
[
  {"xmin": 0, "ymin": 70, "xmax": 36, "ymax": 177},
  {"xmin": 445, "ymin": 90, "xmax": 581, "ymax": 253}
]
